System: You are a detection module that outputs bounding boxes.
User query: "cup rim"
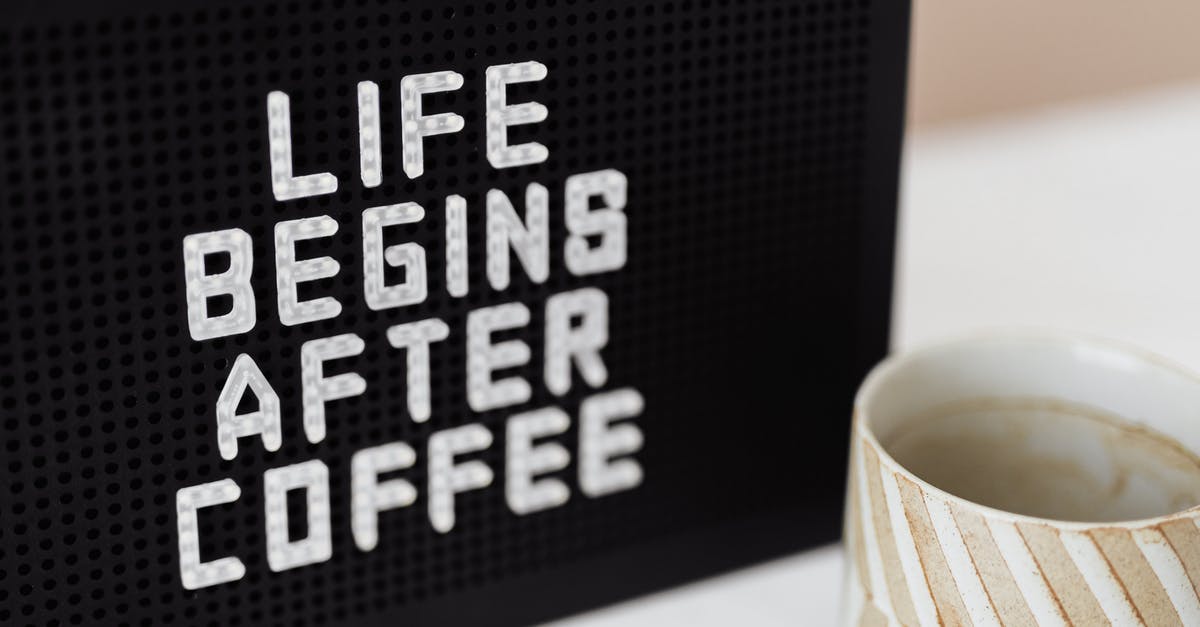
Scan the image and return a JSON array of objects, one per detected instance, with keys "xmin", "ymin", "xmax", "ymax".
[{"xmin": 853, "ymin": 330, "xmax": 1200, "ymax": 529}]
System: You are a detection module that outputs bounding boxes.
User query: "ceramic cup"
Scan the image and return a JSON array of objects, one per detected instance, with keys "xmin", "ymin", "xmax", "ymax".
[{"xmin": 842, "ymin": 335, "xmax": 1200, "ymax": 627}]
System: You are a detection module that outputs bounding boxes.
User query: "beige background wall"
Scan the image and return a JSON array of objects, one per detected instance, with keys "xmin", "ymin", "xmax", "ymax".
[{"xmin": 910, "ymin": 1, "xmax": 1200, "ymax": 128}]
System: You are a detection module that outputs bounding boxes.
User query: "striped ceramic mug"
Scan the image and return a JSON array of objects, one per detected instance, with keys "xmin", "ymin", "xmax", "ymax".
[{"xmin": 843, "ymin": 335, "xmax": 1200, "ymax": 627}]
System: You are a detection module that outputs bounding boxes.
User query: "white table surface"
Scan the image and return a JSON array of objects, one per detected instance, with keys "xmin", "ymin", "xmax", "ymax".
[{"xmin": 550, "ymin": 82, "xmax": 1200, "ymax": 626}]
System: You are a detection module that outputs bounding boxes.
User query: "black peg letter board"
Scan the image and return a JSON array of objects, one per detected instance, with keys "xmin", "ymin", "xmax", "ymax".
[{"xmin": 0, "ymin": 0, "xmax": 907, "ymax": 624}]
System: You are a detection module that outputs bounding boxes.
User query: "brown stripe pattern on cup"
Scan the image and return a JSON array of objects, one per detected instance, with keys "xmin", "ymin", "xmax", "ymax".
[
  {"xmin": 863, "ymin": 444, "xmax": 922, "ymax": 626},
  {"xmin": 1161, "ymin": 519, "xmax": 1200, "ymax": 596},
  {"xmin": 844, "ymin": 426, "xmax": 1200, "ymax": 626}
]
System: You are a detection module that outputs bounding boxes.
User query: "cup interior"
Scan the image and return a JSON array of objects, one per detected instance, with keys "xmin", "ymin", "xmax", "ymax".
[{"xmin": 859, "ymin": 336, "xmax": 1200, "ymax": 522}]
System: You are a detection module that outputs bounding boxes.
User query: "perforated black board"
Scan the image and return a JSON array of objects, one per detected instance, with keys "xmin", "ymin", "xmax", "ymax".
[{"xmin": 0, "ymin": 1, "xmax": 907, "ymax": 625}]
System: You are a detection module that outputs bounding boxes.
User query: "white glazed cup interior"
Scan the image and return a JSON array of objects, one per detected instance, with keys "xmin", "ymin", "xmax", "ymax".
[{"xmin": 856, "ymin": 334, "xmax": 1200, "ymax": 524}]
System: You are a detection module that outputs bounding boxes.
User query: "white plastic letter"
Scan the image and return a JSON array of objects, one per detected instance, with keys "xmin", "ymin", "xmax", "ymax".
[
  {"xmin": 545, "ymin": 287, "xmax": 609, "ymax": 395},
  {"xmin": 445, "ymin": 194, "xmax": 469, "ymax": 298},
  {"xmin": 362, "ymin": 203, "xmax": 427, "ymax": 310},
  {"xmin": 183, "ymin": 228, "xmax": 257, "ymax": 341},
  {"xmin": 401, "ymin": 71, "xmax": 466, "ymax": 179},
  {"xmin": 266, "ymin": 90, "xmax": 338, "ymax": 201},
  {"xmin": 579, "ymin": 388, "xmax": 645, "ymax": 498},
  {"xmin": 301, "ymin": 333, "xmax": 367, "ymax": 444},
  {"xmin": 386, "ymin": 318, "xmax": 451, "ymax": 423},
  {"xmin": 486, "ymin": 184, "xmax": 549, "ymax": 291},
  {"xmin": 565, "ymin": 169, "xmax": 628, "ymax": 275},
  {"xmin": 506, "ymin": 408, "xmax": 571, "ymax": 515},
  {"xmin": 275, "ymin": 215, "xmax": 342, "ymax": 326},
  {"xmin": 264, "ymin": 459, "xmax": 333, "ymax": 572},
  {"xmin": 358, "ymin": 80, "xmax": 383, "ymax": 188},
  {"xmin": 466, "ymin": 302, "xmax": 532, "ymax": 412},
  {"xmin": 485, "ymin": 61, "xmax": 549, "ymax": 169},
  {"xmin": 177, "ymin": 479, "xmax": 245, "ymax": 590},
  {"xmin": 428, "ymin": 424, "xmax": 494, "ymax": 533},
  {"xmin": 215, "ymin": 354, "xmax": 282, "ymax": 461},
  {"xmin": 351, "ymin": 442, "xmax": 418, "ymax": 552}
]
